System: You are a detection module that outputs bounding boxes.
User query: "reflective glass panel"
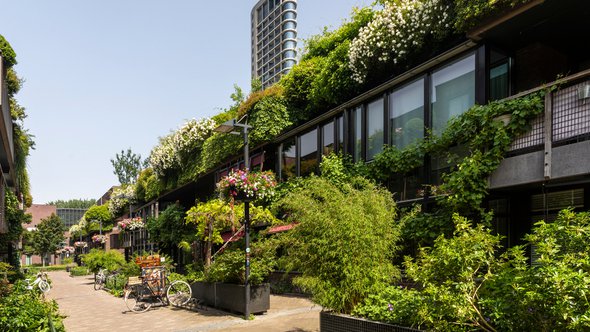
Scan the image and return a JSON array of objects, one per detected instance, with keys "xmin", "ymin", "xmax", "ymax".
[
  {"xmin": 322, "ymin": 122, "xmax": 334, "ymax": 155},
  {"xmin": 299, "ymin": 129, "xmax": 318, "ymax": 176},
  {"xmin": 390, "ymin": 78, "xmax": 424, "ymax": 149},
  {"xmin": 354, "ymin": 107, "xmax": 363, "ymax": 162},
  {"xmin": 366, "ymin": 98, "xmax": 384, "ymax": 160},
  {"xmin": 337, "ymin": 116, "xmax": 344, "ymax": 153},
  {"xmin": 281, "ymin": 139, "xmax": 296, "ymax": 180},
  {"xmin": 431, "ymin": 54, "xmax": 475, "ymax": 134}
]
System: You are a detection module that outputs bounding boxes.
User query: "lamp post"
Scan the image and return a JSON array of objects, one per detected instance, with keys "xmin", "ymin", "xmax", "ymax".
[{"xmin": 214, "ymin": 118, "xmax": 253, "ymax": 319}]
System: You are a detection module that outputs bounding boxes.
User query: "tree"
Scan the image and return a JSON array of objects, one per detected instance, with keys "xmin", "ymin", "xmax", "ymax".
[
  {"xmin": 30, "ymin": 214, "xmax": 65, "ymax": 267},
  {"xmin": 83, "ymin": 205, "xmax": 113, "ymax": 232},
  {"xmin": 110, "ymin": 148, "xmax": 142, "ymax": 184},
  {"xmin": 47, "ymin": 198, "xmax": 96, "ymax": 209}
]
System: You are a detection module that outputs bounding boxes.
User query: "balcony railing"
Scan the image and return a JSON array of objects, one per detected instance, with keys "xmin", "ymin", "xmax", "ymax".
[{"xmin": 509, "ymin": 70, "xmax": 590, "ymax": 153}]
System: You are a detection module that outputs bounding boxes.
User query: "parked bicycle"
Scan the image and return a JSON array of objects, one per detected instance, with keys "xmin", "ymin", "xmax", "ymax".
[
  {"xmin": 25, "ymin": 271, "xmax": 51, "ymax": 293},
  {"xmin": 94, "ymin": 268, "xmax": 107, "ymax": 290},
  {"xmin": 124, "ymin": 266, "xmax": 192, "ymax": 313}
]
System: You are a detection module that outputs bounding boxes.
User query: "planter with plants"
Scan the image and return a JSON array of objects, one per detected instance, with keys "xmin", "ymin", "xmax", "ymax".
[{"xmin": 190, "ymin": 247, "xmax": 275, "ymax": 314}]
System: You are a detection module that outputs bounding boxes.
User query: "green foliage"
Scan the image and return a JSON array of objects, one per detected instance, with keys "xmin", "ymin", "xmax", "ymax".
[
  {"xmin": 0, "ymin": 281, "xmax": 65, "ymax": 332},
  {"xmin": 197, "ymin": 133, "xmax": 242, "ymax": 176},
  {"xmin": 481, "ymin": 209, "xmax": 590, "ymax": 331},
  {"xmin": 369, "ymin": 91, "xmax": 545, "ymax": 216},
  {"xmin": 146, "ymin": 203, "xmax": 192, "ymax": 247},
  {"xmin": 69, "ymin": 266, "xmax": 90, "ymax": 276},
  {"xmin": 6, "ymin": 68, "xmax": 23, "ymax": 97},
  {"xmin": 248, "ymin": 96, "xmax": 292, "ymax": 144},
  {"xmin": 280, "ymin": 7, "xmax": 373, "ymax": 122},
  {"xmin": 206, "ymin": 247, "xmax": 275, "ymax": 286},
  {"xmin": 30, "ymin": 214, "xmax": 65, "ymax": 265},
  {"xmin": 83, "ymin": 204, "xmax": 113, "ymax": 228},
  {"xmin": 319, "ymin": 153, "xmax": 370, "ymax": 190},
  {"xmin": 277, "ymin": 177, "xmax": 399, "ymax": 313},
  {"xmin": 397, "ymin": 205, "xmax": 454, "ymax": 255},
  {"xmin": 1, "ymin": 191, "xmax": 30, "ymax": 270},
  {"xmin": 453, "ymin": 0, "xmax": 532, "ymax": 32},
  {"xmin": 46, "ymin": 198, "xmax": 96, "ymax": 209},
  {"xmin": 0, "ymin": 35, "xmax": 17, "ymax": 67},
  {"xmin": 81, "ymin": 249, "xmax": 126, "ymax": 273},
  {"xmin": 355, "ymin": 214, "xmax": 502, "ymax": 331},
  {"xmin": 110, "ymin": 148, "xmax": 143, "ymax": 185},
  {"xmin": 135, "ymin": 168, "xmax": 162, "ymax": 202}
]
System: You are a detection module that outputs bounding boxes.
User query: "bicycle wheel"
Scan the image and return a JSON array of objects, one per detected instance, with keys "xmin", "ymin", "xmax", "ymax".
[
  {"xmin": 124, "ymin": 286, "xmax": 152, "ymax": 313},
  {"xmin": 166, "ymin": 280, "xmax": 192, "ymax": 307},
  {"xmin": 38, "ymin": 280, "xmax": 51, "ymax": 293},
  {"xmin": 94, "ymin": 274, "xmax": 104, "ymax": 290}
]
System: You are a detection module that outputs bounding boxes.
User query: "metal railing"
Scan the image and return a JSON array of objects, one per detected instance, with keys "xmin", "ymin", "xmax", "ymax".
[{"xmin": 509, "ymin": 70, "xmax": 590, "ymax": 153}]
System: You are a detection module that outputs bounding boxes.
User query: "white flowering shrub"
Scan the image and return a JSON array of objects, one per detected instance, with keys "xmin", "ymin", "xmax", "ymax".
[
  {"xmin": 148, "ymin": 117, "xmax": 216, "ymax": 178},
  {"xmin": 349, "ymin": 0, "xmax": 453, "ymax": 82},
  {"xmin": 108, "ymin": 185, "xmax": 136, "ymax": 217}
]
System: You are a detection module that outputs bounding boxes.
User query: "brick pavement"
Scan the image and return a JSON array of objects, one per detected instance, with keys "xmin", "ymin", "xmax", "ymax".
[{"xmin": 46, "ymin": 271, "xmax": 320, "ymax": 332}]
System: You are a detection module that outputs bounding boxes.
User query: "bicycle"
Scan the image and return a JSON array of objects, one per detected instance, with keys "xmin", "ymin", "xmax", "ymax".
[
  {"xmin": 94, "ymin": 268, "xmax": 107, "ymax": 290},
  {"xmin": 124, "ymin": 266, "xmax": 192, "ymax": 313},
  {"xmin": 25, "ymin": 272, "xmax": 51, "ymax": 293}
]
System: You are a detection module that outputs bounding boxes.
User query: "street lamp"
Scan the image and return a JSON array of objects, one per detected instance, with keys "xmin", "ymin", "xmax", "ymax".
[{"xmin": 214, "ymin": 118, "xmax": 253, "ymax": 319}]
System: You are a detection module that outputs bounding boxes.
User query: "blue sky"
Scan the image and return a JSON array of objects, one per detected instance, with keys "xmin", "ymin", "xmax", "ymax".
[{"xmin": 0, "ymin": 0, "xmax": 372, "ymax": 204}]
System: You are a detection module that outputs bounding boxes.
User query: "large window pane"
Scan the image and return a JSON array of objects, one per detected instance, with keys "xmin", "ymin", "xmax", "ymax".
[
  {"xmin": 490, "ymin": 62, "xmax": 509, "ymax": 101},
  {"xmin": 390, "ymin": 78, "xmax": 424, "ymax": 149},
  {"xmin": 322, "ymin": 122, "xmax": 334, "ymax": 155},
  {"xmin": 299, "ymin": 129, "xmax": 318, "ymax": 176},
  {"xmin": 366, "ymin": 98, "xmax": 384, "ymax": 160},
  {"xmin": 337, "ymin": 116, "xmax": 344, "ymax": 153},
  {"xmin": 281, "ymin": 139, "xmax": 296, "ymax": 180},
  {"xmin": 354, "ymin": 107, "xmax": 363, "ymax": 162},
  {"xmin": 431, "ymin": 54, "xmax": 475, "ymax": 134}
]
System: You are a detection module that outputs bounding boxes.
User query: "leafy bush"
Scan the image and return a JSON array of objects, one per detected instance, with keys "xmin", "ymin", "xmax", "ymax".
[
  {"xmin": 277, "ymin": 176, "xmax": 399, "ymax": 313},
  {"xmin": 81, "ymin": 249, "xmax": 126, "ymax": 273},
  {"xmin": 206, "ymin": 245, "xmax": 275, "ymax": 286},
  {"xmin": 69, "ymin": 266, "xmax": 90, "ymax": 276},
  {"xmin": 0, "ymin": 281, "xmax": 65, "ymax": 331}
]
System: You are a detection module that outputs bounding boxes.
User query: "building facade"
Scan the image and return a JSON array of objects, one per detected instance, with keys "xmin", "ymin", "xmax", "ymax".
[
  {"xmin": 136, "ymin": 0, "xmax": 590, "ymax": 261},
  {"xmin": 251, "ymin": 0, "xmax": 297, "ymax": 89}
]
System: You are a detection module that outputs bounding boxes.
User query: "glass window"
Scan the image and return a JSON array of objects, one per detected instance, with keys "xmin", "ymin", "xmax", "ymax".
[
  {"xmin": 490, "ymin": 62, "xmax": 509, "ymax": 101},
  {"xmin": 283, "ymin": 31, "xmax": 296, "ymax": 40},
  {"xmin": 284, "ymin": 21, "xmax": 296, "ymax": 30},
  {"xmin": 283, "ymin": 40, "xmax": 296, "ymax": 49},
  {"xmin": 284, "ymin": 2, "xmax": 296, "ymax": 10},
  {"xmin": 281, "ymin": 139, "xmax": 296, "ymax": 180},
  {"xmin": 431, "ymin": 54, "xmax": 475, "ymax": 134},
  {"xmin": 322, "ymin": 122, "xmax": 334, "ymax": 155},
  {"xmin": 284, "ymin": 50, "xmax": 296, "ymax": 59},
  {"xmin": 283, "ymin": 11, "xmax": 296, "ymax": 20},
  {"xmin": 337, "ymin": 116, "xmax": 344, "ymax": 153},
  {"xmin": 366, "ymin": 98, "xmax": 384, "ymax": 160},
  {"xmin": 390, "ymin": 78, "xmax": 424, "ymax": 149},
  {"xmin": 299, "ymin": 129, "xmax": 318, "ymax": 176},
  {"xmin": 353, "ymin": 107, "xmax": 363, "ymax": 162}
]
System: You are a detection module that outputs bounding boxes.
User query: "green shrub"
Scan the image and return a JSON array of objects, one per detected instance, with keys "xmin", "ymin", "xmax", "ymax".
[
  {"xmin": 0, "ymin": 281, "xmax": 65, "ymax": 331},
  {"xmin": 206, "ymin": 247, "xmax": 275, "ymax": 286},
  {"xmin": 277, "ymin": 176, "xmax": 399, "ymax": 313},
  {"xmin": 81, "ymin": 249, "xmax": 125, "ymax": 273},
  {"xmin": 69, "ymin": 266, "xmax": 89, "ymax": 276}
]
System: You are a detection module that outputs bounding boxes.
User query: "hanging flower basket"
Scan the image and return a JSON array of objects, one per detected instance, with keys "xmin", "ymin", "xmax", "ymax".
[
  {"xmin": 91, "ymin": 234, "xmax": 108, "ymax": 244},
  {"xmin": 117, "ymin": 217, "xmax": 145, "ymax": 233},
  {"xmin": 74, "ymin": 241, "xmax": 88, "ymax": 248},
  {"xmin": 217, "ymin": 170, "xmax": 277, "ymax": 202}
]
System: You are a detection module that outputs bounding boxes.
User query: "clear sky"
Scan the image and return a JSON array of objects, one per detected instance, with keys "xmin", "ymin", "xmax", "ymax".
[{"xmin": 0, "ymin": 0, "xmax": 372, "ymax": 204}]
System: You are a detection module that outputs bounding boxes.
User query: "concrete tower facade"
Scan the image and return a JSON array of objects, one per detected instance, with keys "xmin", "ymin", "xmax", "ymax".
[{"xmin": 251, "ymin": 0, "xmax": 297, "ymax": 89}]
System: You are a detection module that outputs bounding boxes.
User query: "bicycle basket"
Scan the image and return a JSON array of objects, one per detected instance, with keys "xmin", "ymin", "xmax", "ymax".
[{"xmin": 127, "ymin": 276, "xmax": 142, "ymax": 286}]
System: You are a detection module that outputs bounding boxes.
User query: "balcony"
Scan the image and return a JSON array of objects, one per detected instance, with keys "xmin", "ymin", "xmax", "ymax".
[{"xmin": 489, "ymin": 70, "xmax": 590, "ymax": 189}]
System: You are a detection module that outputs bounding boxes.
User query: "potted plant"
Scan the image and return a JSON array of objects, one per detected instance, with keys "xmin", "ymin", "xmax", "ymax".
[{"xmin": 217, "ymin": 169, "xmax": 277, "ymax": 202}]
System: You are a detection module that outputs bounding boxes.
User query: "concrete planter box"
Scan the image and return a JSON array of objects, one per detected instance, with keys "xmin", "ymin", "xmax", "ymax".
[
  {"xmin": 191, "ymin": 282, "xmax": 270, "ymax": 314},
  {"xmin": 320, "ymin": 311, "xmax": 423, "ymax": 332}
]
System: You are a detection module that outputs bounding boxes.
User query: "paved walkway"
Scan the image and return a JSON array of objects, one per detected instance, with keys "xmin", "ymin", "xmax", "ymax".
[{"xmin": 46, "ymin": 271, "xmax": 320, "ymax": 332}]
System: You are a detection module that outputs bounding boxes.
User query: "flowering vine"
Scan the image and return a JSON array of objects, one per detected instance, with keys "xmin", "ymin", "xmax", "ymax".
[
  {"xmin": 108, "ymin": 185, "xmax": 136, "ymax": 217},
  {"xmin": 149, "ymin": 117, "xmax": 216, "ymax": 177},
  {"xmin": 349, "ymin": 0, "xmax": 453, "ymax": 82}
]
